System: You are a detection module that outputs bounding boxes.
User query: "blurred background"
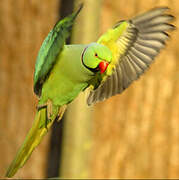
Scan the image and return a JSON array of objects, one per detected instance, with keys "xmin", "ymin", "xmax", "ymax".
[{"xmin": 0, "ymin": 0, "xmax": 179, "ymax": 178}]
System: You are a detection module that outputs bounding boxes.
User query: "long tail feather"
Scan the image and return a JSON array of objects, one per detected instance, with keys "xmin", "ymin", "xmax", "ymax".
[{"xmin": 6, "ymin": 105, "xmax": 65, "ymax": 177}]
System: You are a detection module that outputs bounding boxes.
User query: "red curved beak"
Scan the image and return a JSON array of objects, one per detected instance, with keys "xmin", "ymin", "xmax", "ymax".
[{"xmin": 99, "ymin": 61, "xmax": 109, "ymax": 74}]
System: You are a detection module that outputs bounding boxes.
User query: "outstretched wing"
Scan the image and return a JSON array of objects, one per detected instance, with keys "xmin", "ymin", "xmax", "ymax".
[
  {"xmin": 34, "ymin": 5, "xmax": 83, "ymax": 96},
  {"xmin": 87, "ymin": 7, "xmax": 175, "ymax": 105}
]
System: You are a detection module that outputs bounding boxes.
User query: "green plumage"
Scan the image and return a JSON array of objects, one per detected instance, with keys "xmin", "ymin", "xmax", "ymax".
[
  {"xmin": 34, "ymin": 4, "xmax": 83, "ymax": 96},
  {"xmin": 39, "ymin": 44, "xmax": 93, "ymax": 106},
  {"xmin": 6, "ymin": 5, "xmax": 175, "ymax": 177}
]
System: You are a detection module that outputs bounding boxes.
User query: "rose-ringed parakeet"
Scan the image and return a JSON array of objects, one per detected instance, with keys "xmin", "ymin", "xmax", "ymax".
[{"xmin": 6, "ymin": 5, "xmax": 175, "ymax": 177}]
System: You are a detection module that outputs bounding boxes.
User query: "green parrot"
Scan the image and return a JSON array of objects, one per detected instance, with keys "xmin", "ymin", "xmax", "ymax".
[{"xmin": 6, "ymin": 5, "xmax": 175, "ymax": 177}]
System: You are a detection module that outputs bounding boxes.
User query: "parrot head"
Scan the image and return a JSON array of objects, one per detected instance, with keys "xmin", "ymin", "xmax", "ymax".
[{"xmin": 82, "ymin": 43, "xmax": 112, "ymax": 74}]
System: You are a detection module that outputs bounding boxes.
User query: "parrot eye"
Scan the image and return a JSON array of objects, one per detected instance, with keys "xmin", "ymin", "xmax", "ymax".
[{"xmin": 95, "ymin": 53, "xmax": 98, "ymax": 57}]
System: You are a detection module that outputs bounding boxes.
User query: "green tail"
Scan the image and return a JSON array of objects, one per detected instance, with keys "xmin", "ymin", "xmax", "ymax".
[{"xmin": 5, "ymin": 107, "xmax": 56, "ymax": 177}]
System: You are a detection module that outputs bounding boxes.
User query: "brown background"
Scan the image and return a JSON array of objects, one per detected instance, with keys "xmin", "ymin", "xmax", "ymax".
[{"xmin": 0, "ymin": 0, "xmax": 178, "ymax": 178}]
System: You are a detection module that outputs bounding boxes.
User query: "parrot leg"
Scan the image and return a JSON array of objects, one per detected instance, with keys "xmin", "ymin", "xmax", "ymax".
[
  {"xmin": 36, "ymin": 104, "xmax": 47, "ymax": 110},
  {"xmin": 36, "ymin": 99, "xmax": 54, "ymax": 129},
  {"xmin": 46, "ymin": 99, "xmax": 53, "ymax": 120},
  {"xmin": 37, "ymin": 99, "xmax": 53, "ymax": 119}
]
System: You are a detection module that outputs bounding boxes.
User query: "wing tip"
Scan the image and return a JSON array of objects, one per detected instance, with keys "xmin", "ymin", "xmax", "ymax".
[
  {"xmin": 145, "ymin": 6, "xmax": 170, "ymax": 13},
  {"xmin": 132, "ymin": 6, "xmax": 175, "ymax": 25},
  {"xmin": 153, "ymin": 6, "xmax": 169, "ymax": 11},
  {"xmin": 74, "ymin": 3, "xmax": 84, "ymax": 17}
]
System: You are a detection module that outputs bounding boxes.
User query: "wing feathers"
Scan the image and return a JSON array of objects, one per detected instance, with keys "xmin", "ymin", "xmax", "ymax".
[
  {"xmin": 87, "ymin": 7, "xmax": 175, "ymax": 105},
  {"xmin": 113, "ymin": 68, "xmax": 119, "ymax": 94},
  {"xmin": 143, "ymin": 23, "xmax": 175, "ymax": 33},
  {"xmin": 127, "ymin": 54, "xmax": 143, "ymax": 75},
  {"xmin": 34, "ymin": 5, "xmax": 82, "ymax": 96},
  {"xmin": 129, "ymin": 50, "xmax": 148, "ymax": 69},
  {"xmin": 134, "ymin": 43, "xmax": 158, "ymax": 57},
  {"xmin": 132, "ymin": 7, "xmax": 169, "ymax": 25},
  {"xmin": 138, "ymin": 31, "xmax": 169, "ymax": 41},
  {"xmin": 138, "ymin": 15, "xmax": 174, "ymax": 28},
  {"xmin": 136, "ymin": 38, "xmax": 165, "ymax": 50}
]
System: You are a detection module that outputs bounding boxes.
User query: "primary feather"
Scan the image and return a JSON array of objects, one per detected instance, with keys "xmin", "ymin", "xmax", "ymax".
[{"xmin": 87, "ymin": 7, "xmax": 175, "ymax": 105}]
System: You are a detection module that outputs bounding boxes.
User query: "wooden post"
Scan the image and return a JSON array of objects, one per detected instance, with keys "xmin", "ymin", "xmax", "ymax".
[{"xmin": 59, "ymin": 0, "xmax": 102, "ymax": 178}]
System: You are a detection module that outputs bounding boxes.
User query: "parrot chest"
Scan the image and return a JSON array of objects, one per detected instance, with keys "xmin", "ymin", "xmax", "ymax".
[{"xmin": 40, "ymin": 45, "xmax": 94, "ymax": 106}]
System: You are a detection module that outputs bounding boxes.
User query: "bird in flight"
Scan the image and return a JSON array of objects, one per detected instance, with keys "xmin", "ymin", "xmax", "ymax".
[{"xmin": 6, "ymin": 4, "xmax": 175, "ymax": 177}]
